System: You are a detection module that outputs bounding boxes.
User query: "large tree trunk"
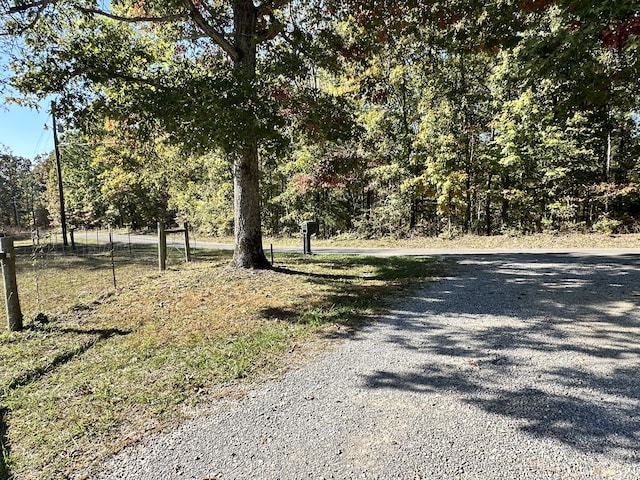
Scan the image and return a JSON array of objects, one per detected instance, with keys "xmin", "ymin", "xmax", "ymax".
[
  {"xmin": 485, "ymin": 174, "xmax": 492, "ymax": 236},
  {"xmin": 231, "ymin": 1, "xmax": 270, "ymax": 269},
  {"xmin": 234, "ymin": 144, "xmax": 270, "ymax": 268}
]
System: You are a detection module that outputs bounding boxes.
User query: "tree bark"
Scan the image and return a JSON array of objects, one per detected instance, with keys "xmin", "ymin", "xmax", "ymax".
[
  {"xmin": 231, "ymin": 1, "xmax": 270, "ymax": 269},
  {"xmin": 233, "ymin": 144, "xmax": 270, "ymax": 268},
  {"xmin": 485, "ymin": 174, "xmax": 492, "ymax": 236}
]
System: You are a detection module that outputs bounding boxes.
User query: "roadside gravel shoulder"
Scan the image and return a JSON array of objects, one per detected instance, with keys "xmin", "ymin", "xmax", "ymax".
[{"xmin": 94, "ymin": 252, "xmax": 640, "ymax": 479}]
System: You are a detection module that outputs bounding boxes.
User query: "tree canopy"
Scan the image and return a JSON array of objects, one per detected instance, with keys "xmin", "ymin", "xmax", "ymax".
[
  {"xmin": 2, "ymin": 0, "xmax": 359, "ymax": 267},
  {"xmin": 1, "ymin": 1, "xmax": 639, "ymax": 248}
]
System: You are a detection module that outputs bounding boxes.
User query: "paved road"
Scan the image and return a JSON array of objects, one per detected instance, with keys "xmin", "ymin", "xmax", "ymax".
[{"xmin": 94, "ymin": 252, "xmax": 640, "ymax": 479}]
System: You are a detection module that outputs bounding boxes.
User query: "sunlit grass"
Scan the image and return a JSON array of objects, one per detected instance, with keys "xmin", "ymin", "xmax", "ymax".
[
  {"xmin": 199, "ymin": 232, "xmax": 640, "ymax": 250},
  {"xmin": 0, "ymin": 247, "xmax": 443, "ymax": 479}
]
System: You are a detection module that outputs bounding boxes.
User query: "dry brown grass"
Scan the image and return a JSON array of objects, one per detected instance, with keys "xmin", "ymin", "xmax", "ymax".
[
  {"xmin": 199, "ymin": 232, "xmax": 640, "ymax": 250},
  {"xmin": 1, "ymin": 247, "xmax": 441, "ymax": 479},
  {"xmin": 314, "ymin": 232, "xmax": 640, "ymax": 249}
]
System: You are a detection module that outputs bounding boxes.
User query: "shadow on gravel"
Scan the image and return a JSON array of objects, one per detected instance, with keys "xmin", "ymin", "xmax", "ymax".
[
  {"xmin": 262, "ymin": 256, "xmax": 444, "ymax": 330},
  {"xmin": 363, "ymin": 253, "xmax": 640, "ymax": 462}
]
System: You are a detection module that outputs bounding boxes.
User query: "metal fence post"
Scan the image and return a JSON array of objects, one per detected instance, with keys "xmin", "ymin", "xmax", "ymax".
[
  {"xmin": 0, "ymin": 237, "xmax": 23, "ymax": 331},
  {"xmin": 183, "ymin": 222, "xmax": 191, "ymax": 263},
  {"xmin": 158, "ymin": 222, "xmax": 166, "ymax": 271}
]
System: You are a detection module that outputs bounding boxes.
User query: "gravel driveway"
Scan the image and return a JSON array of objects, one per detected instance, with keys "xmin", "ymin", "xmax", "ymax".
[{"xmin": 96, "ymin": 253, "xmax": 640, "ymax": 479}]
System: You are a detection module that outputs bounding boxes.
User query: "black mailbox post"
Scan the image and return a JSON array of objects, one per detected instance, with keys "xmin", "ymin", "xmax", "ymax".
[{"xmin": 301, "ymin": 221, "xmax": 318, "ymax": 255}]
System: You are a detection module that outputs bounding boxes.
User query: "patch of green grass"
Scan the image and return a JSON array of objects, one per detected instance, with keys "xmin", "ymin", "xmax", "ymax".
[{"xmin": 0, "ymin": 247, "xmax": 443, "ymax": 479}]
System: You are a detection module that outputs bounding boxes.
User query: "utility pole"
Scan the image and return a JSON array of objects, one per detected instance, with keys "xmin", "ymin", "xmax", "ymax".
[{"xmin": 51, "ymin": 101, "xmax": 68, "ymax": 247}]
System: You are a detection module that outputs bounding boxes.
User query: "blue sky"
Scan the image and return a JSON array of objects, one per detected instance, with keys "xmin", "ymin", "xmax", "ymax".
[
  {"xmin": 1, "ymin": 47, "xmax": 54, "ymax": 160},
  {"xmin": 0, "ymin": 100, "xmax": 54, "ymax": 160}
]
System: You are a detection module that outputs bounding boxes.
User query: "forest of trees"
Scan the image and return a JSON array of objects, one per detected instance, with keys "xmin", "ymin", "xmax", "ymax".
[
  {"xmin": 0, "ymin": 148, "xmax": 47, "ymax": 231},
  {"xmin": 1, "ymin": 2, "xmax": 639, "ymax": 258}
]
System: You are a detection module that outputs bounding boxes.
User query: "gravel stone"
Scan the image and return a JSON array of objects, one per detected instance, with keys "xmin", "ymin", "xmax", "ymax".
[{"xmin": 93, "ymin": 253, "xmax": 640, "ymax": 479}]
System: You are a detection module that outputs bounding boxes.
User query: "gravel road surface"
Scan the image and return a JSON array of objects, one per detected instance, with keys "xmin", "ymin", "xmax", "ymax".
[{"xmin": 95, "ymin": 252, "xmax": 640, "ymax": 479}]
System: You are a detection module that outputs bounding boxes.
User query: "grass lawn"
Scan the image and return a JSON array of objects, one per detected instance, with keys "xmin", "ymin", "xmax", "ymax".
[{"xmin": 0, "ymin": 246, "xmax": 443, "ymax": 479}]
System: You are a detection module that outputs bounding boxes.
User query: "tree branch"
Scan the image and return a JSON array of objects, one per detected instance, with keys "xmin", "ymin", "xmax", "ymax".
[
  {"xmin": 257, "ymin": 0, "xmax": 292, "ymax": 16},
  {"xmin": 180, "ymin": 0, "xmax": 238, "ymax": 62},
  {"xmin": 66, "ymin": 65, "xmax": 161, "ymax": 89},
  {"xmin": 6, "ymin": 0, "xmax": 55, "ymax": 15},
  {"xmin": 72, "ymin": 4, "xmax": 187, "ymax": 23}
]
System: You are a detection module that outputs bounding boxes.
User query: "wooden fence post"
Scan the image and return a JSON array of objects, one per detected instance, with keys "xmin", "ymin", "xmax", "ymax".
[
  {"xmin": 0, "ymin": 237, "xmax": 23, "ymax": 332},
  {"xmin": 158, "ymin": 222, "xmax": 166, "ymax": 271}
]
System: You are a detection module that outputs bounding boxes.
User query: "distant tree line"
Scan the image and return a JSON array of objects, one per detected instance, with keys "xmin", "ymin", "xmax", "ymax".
[
  {"xmin": 0, "ymin": 148, "xmax": 47, "ymax": 232},
  {"xmin": 2, "ymin": 1, "xmax": 639, "ymax": 240}
]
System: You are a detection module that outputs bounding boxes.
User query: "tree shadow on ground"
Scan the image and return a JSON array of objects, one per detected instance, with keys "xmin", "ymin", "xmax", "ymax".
[
  {"xmin": 4, "ymin": 327, "xmax": 130, "ymax": 392},
  {"xmin": 263, "ymin": 256, "xmax": 445, "ymax": 329},
  {"xmin": 0, "ymin": 406, "xmax": 9, "ymax": 480},
  {"xmin": 271, "ymin": 266, "xmax": 363, "ymax": 281},
  {"xmin": 361, "ymin": 253, "xmax": 640, "ymax": 462},
  {"xmin": 0, "ymin": 326, "xmax": 131, "ymax": 479}
]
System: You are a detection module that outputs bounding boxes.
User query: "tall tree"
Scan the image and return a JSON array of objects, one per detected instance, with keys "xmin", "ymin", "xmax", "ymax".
[
  {"xmin": 0, "ymin": 147, "xmax": 36, "ymax": 229},
  {"xmin": 1, "ymin": 0, "xmax": 353, "ymax": 268}
]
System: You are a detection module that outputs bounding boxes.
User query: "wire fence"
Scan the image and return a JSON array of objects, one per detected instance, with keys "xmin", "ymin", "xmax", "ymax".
[
  {"xmin": 8, "ymin": 228, "xmax": 209, "ymax": 326},
  {"xmin": 29, "ymin": 229, "xmax": 133, "ymax": 256},
  {"xmin": 24, "ymin": 228, "xmax": 198, "ymax": 257}
]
